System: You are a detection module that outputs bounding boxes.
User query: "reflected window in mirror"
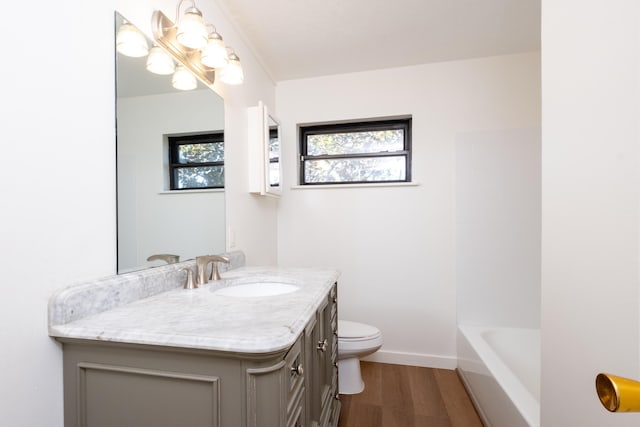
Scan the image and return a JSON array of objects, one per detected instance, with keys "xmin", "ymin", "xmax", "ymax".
[
  {"xmin": 268, "ymin": 127, "xmax": 280, "ymax": 187},
  {"xmin": 169, "ymin": 132, "xmax": 224, "ymax": 190}
]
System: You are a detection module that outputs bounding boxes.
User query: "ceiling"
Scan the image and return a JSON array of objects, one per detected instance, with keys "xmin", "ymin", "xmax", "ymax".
[{"xmin": 216, "ymin": 0, "xmax": 541, "ymax": 82}]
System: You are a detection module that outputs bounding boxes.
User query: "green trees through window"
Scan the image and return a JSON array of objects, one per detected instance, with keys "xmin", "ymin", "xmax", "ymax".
[
  {"xmin": 169, "ymin": 133, "xmax": 224, "ymax": 189},
  {"xmin": 300, "ymin": 118, "xmax": 411, "ymax": 185}
]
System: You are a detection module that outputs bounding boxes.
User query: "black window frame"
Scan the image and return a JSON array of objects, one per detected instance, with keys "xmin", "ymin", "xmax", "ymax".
[
  {"xmin": 299, "ymin": 118, "xmax": 412, "ymax": 185},
  {"xmin": 168, "ymin": 132, "xmax": 225, "ymax": 190}
]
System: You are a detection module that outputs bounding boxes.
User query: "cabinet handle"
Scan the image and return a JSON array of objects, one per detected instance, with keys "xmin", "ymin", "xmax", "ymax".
[
  {"xmin": 317, "ymin": 338, "xmax": 328, "ymax": 352},
  {"xmin": 291, "ymin": 363, "xmax": 304, "ymax": 376}
]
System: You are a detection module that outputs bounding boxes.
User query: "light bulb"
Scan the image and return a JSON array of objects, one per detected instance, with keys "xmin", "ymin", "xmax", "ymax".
[
  {"xmin": 201, "ymin": 32, "xmax": 228, "ymax": 68},
  {"xmin": 172, "ymin": 65, "xmax": 197, "ymax": 90},
  {"xmin": 176, "ymin": 7, "xmax": 208, "ymax": 50},
  {"xmin": 220, "ymin": 52, "xmax": 244, "ymax": 85},
  {"xmin": 116, "ymin": 22, "xmax": 149, "ymax": 57},
  {"xmin": 146, "ymin": 46, "xmax": 175, "ymax": 75}
]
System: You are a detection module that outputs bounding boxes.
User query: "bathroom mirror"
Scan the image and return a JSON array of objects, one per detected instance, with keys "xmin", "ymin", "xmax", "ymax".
[
  {"xmin": 115, "ymin": 13, "xmax": 226, "ymax": 273},
  {"xmin": 266, "ymin": 114, "xmax": 282, "ymax": 195},
  {"xmin": 248, "ymin": 102, "xmax": 282, "ymax": 197}
]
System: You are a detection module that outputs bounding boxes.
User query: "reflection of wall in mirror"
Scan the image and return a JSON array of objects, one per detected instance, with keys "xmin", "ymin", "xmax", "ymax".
[{"xmin": 117, "ymin": 89, "xmax": 225, "ymax": 272}]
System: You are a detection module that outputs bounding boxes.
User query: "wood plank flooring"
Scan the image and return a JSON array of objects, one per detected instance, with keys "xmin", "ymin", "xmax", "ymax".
[{"xmin": 337, "ymin": 362, "xmax": 483, "ymax": 427}]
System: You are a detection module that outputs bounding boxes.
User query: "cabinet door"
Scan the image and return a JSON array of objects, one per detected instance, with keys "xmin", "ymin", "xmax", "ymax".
[
  {"xmin": 303, "ymin": 285, "xmax": 340, "ymax": 427},
  {"xmin": 328, "ymin": 284, "xmax": 340, "ymax": 426},
  {"xmin": 305, "ymin": 306, "xmax": 321, "ymax": 425},
  {"xmin": 320, "ymin": 284, "xmax": 340, "ymax": 427},
  {"xmin": 285, "ymin": 336, "xmax": 305, "ymax": 427},
  {"xmin": 317, "ymin": 295, "xmax": 332, "ymax": 415}
]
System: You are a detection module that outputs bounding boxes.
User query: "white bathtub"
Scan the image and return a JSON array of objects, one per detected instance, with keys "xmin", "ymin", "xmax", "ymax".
[{"xmin": 457, "ymin": 325, "xmax": 540, "ymax": 427}]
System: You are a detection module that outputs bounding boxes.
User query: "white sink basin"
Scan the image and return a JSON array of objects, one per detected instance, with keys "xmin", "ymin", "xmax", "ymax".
[{"xmin": 214, "ymin": 282, "xmax": 299, "ymax": 298}]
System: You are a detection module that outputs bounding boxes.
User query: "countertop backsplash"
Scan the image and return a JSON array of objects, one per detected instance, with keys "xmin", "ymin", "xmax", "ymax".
[{"xmin": 48, "ymin": 251, "xmax": 245, "ymax": 328}]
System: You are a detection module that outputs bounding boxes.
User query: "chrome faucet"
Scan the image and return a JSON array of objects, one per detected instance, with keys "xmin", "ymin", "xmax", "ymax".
[
  {"xmin": 147, "ymin": 254, "xmax": 180, "ymax": 264},
  {"xmin": 195, "ymin": 255, "xmax": 230, "ymax": 286}
]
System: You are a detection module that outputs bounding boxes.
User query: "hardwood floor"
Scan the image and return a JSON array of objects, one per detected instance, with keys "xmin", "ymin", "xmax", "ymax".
[{"xmin": 337, "ymin": 362, "xmax": 483, "ymax": 427}]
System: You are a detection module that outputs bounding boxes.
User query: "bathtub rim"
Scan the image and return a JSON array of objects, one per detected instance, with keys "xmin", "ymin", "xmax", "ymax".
[{"xmin": 458, "ymin": 325, "xmax": 540, "ymax": 427}]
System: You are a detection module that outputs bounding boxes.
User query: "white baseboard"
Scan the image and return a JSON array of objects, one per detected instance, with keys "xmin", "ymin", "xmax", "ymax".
[{"xmin": 362, "ymin": 349, "xmax": 457, "ymax": 370}]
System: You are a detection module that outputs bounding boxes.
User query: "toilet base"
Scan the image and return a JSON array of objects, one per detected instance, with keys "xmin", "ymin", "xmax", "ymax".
[{"xmin": 338, "ymin": 357, "xmax": 364, "ymax": 394}]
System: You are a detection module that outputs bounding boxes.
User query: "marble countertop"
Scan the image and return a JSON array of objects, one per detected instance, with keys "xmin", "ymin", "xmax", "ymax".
[{"xmin": 48, "ymin": 265, "xmax": 340, "ymax": 354}]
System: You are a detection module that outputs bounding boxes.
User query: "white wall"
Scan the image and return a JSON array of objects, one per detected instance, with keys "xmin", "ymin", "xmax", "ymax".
[
  {"xmin": 117, "ymin": 90, "xmax": 225, "ymax": 271},
  {"xmin": 456, "ymin": 128, "xmax": 541, "ymax": 328},
  {"xmin": 541, "ymin": 1, "xmax": 640, "ymax": 426},
  {"xmin": 0, "ymin": 1, "xmax": 116, "ymax": 425},
  {"xmin": 0, "ymin": 0, "xmax": 276, "ymax": 425},
  {"xmin": 276, "ymin": 52, "xmax": 541, "ymax": 367}
]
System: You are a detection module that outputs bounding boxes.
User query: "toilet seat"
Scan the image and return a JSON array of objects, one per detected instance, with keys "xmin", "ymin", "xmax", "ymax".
[{"xmin": 338, "ymin": 320, "xmax": 381, "ymax": 341}]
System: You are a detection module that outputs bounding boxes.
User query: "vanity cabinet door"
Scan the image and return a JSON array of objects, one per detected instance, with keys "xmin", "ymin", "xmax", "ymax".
[
  {"xmin": 62, "ymin": 339, "xmax": 302, "ymax": 427},
  {"xmin": 305, "ymin": 301, "xmax": 321, "ymax": 426},
  {"xmin": 317, "ymin": 295, "xmax": 332, "ymax": 425},
  {"xmin": 328, "ymin": 284, "xmax": 340, "ymax": 425},
  {"xmin": 321, "ymin": 283, "xmax": 340, "ymax": 427},
  {"xmin": 285, "ymin": 336, "xmax": 305, "ymax": 427},
  {"xmin": 305, "ymin": 284, "xmax": 340, "ymax": 427},
  {"xmin": 247, "ymin": 335, "xmax": 307, "ymax": 427},
  {"xmin": 61, "ymin": 342, "xmax": 239, "ymax": 427}
]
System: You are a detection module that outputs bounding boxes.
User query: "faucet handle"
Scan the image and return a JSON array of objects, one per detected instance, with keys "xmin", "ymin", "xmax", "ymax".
[
  {"xmin": 209, "ymin": 255, "xmax": 230, "ymax": 281},
  {"xmin": 180, "ymin": 268, "xmax": 196, "ymax": 290}
]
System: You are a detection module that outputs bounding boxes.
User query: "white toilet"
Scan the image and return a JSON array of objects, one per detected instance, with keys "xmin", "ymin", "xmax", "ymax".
[{"xmin": 337, "ymin": 320, "xmax": 383, "ymax": 394}]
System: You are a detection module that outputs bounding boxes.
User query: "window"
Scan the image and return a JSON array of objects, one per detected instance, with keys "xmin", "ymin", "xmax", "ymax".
[
  {"xmin": 168, "ymin": 132, "xmax": 224, "ymax": 190},
  {"xmin": 299, "ymin": 118, "xmax": 411, "ymax": 185}
]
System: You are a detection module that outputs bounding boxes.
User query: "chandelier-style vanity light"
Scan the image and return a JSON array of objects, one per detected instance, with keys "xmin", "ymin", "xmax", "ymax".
[
  {"xmin": 116, "ymin": 21, "xmax": 149, "ymax": 58},
  {"xmin": 151, "ymin": 0, "xmax": 244, "ymax": 88}
]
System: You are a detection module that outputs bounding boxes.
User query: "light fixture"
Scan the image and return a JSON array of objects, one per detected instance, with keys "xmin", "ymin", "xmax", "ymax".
[
  {"xmin": 220, "ymin": 51, "xmax": 244, "ymax": 85},
  {"xmin": 151, "ymin": 4, "xmax": 244, "ymax": 86},
  {"xmin": 146, "ymin": 46, "xmax": 175, "ymax": 75},
  {"xmin": 152, "ymin": 10, "xmax": 215, "ymax": 86},
  {"xmin": 116, "ymin": 21, "xmax": 149, "ymax": 57},
  {"xmin": 175, "ymin": 0, "xmax": 208, "ymax": 50},
  {"xmin": 172, "ymin": 65, "xmax": 197, "ymax": 90},
  {"xmin": 201, "ymin": 29, "xmax": 228, "ymax": 68}
]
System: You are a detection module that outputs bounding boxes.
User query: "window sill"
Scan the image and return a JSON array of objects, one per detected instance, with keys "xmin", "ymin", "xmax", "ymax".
[
  {"xmin": 158, "ymin": 188, "xmax": 224, "ymax": 195},
  {"xmin": 290, "ymin": 182, "xmax": 420, "ymax": 190}
]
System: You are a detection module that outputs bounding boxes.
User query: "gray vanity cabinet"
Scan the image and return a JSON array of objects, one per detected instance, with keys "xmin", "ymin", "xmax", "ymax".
[{"xmin": 58, "ymin": 284, "xmax": 339, "ymax": 427}]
